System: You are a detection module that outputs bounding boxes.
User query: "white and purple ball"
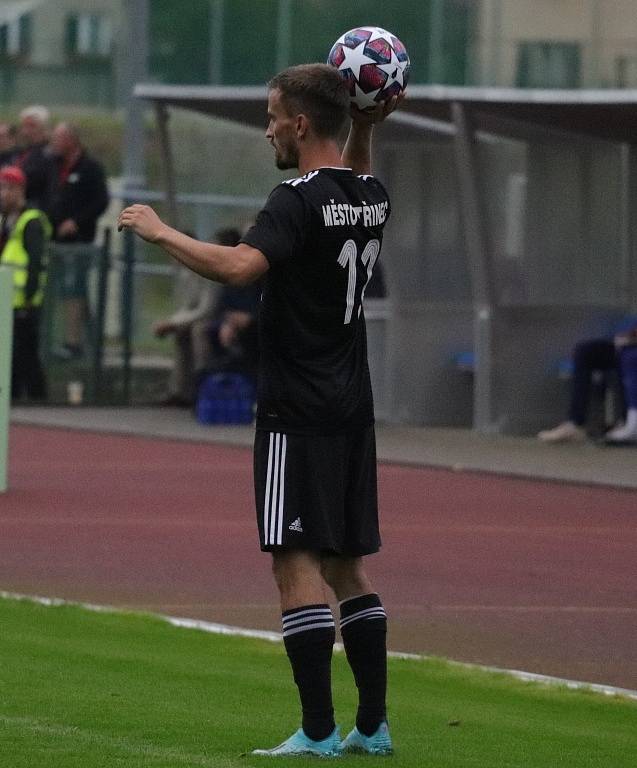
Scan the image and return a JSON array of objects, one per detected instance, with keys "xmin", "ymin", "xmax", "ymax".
[{"xmin": 327, "ymin": 26, "xmax": 410, "ymax": 111}]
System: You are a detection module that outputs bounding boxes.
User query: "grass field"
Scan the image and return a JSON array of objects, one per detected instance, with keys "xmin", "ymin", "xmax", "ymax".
[{"xmin": 1, "ymin": 597, "xmax": 635, "ymax": 768}]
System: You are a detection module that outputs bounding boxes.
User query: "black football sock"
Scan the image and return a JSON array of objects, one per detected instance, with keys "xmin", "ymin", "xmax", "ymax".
[
  {"xmin": 282, "ymin": 604, "xmax": 336, "ymax": 741},
  {"xmin": 339, "ymin": 593, "xmax": 387, "ymax": 736}
]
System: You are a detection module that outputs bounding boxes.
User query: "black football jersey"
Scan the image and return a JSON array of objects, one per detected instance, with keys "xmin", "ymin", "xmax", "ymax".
[{"xmin": 241, "ymin": 167, "xmax": 390, "ymax": 434}]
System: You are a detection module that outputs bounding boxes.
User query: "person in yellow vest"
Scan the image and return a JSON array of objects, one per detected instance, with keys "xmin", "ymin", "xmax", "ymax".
[{"xmin": 0, "ymin": 165, "xmax": 51, "ymax": 401}]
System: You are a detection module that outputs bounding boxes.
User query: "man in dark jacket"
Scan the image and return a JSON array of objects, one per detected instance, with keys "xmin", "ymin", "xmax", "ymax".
[
  {"xmin": 48, "ymin": 122, "xmax": 110, "ymax": 359},
  {"xmin": 15, "ymin": 106, "xmax": 56, "ymax": 212}
]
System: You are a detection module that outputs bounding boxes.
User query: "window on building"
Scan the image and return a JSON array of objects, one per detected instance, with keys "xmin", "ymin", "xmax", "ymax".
[
  {"xmin": 66, "ymin": 13, "xmax": 113, "ymax": 59},
  {"xmin": 516, "ymin": 42, "xmax": 581, "ymax": 89},
  {"xmin": 0, "ymin": 13, "xmax": 32, "ymax": 60},
  {"xmin": 616, "ymin": 56, "xmax": 637, "ymax": 88}
]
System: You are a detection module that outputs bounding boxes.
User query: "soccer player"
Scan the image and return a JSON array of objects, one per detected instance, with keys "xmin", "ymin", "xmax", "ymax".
[{"xmin": 118, "ymin": 63, "xmax": 399, "ymax": 758}]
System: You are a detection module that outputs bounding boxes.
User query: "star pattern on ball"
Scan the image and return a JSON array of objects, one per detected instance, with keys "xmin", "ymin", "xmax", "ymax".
[
  {"xmin": 338, "ymin": 39, "xmax": 377, "ymax": 82},
  {"xmin": 366, "ymin": 27, "xmax": 395, "ymax": 46},
  {"xmin": 354, "ymin": 81, "xmax": 380, "ymax": 108},
  {"xmin": 378, "ymin": 49, "xmax": 405, "ymax": 88}
]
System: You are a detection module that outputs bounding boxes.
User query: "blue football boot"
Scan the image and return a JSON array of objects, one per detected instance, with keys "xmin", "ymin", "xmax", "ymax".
[
  {"xmin": 340, "ymin": 721, "xmax": 393, "ymax": 755},
  {"xmin": 252, "ymin": 726, "xmax": 342, "ymax": 757}
]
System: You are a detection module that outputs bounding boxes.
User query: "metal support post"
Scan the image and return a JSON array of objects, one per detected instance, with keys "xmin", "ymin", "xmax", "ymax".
[
  {"xmin": 0, "ymin": 267, "xmax": 14, "ymax": 492},
  {"xmin": 620, "ymin": 143, "xmax": 637, "ymax": 309},
  {"xmin": 429, "ymin": 0, "xmax": 445, "ymax": 83},
  {"xmin": 119, "ymin": 0, "xmax": 148, "ymax": 404},
  {"xmin": 121, "ymin": 229, "xmax": 135, "ymax": 405},
  {"xmin": 276, "ymin": 0, "xmax": 292, "ymax": 73},
  {"xmin": 209, "ymin": 0, "xmax": 225, "ymax": 84},
  {"xmin": 154, "ymin": 102, "xmax": 178, "ymax": 228},
  {"xmin": 451, "ymin": 101, "xmax": 497, "ymax": 433},
  {"xmin": 121, "ymin": 0, "xmax": 149, "ymax": 194}
]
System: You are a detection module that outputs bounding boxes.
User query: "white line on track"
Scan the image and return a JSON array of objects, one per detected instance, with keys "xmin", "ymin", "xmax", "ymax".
[{"xmin": 2, "ymin": 590, "xmax": 636, "ymax": 703}]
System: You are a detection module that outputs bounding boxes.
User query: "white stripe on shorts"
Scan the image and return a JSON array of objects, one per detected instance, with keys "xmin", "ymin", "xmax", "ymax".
[{"xmin": 263, "ymin": 432, "xmax": 287, "ymax": 546}]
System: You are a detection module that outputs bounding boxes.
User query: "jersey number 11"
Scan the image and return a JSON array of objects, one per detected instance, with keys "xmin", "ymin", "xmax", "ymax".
[{"xmin": 337, "ymin": 238, "xmax": 380, "ymax": 325}]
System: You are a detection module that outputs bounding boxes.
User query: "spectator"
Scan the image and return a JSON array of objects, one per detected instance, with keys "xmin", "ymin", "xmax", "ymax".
[
  {"xmin": 48, "ymin": 122, "xmax": 110, "ymax": 360},
  {"xmin": 0, "ymin": 165, "xmax": 51, "ymax": 401},
  {"xmin": 207, "ymin": 277, "xmax": 261, "ymax": 379},
  {"xmin": 153, "ymin": 228, "xmax": 242, "ymax": 406},
  {"xmin": 0, "ymin": 122, "xmax": 18, "ymax": 166},
  {"xmin": 15, "ymin": 106, "xmax": 56, "ymax": 211},
  {"xmin": 537, "ymin": 315, "xmax": 637, "ymax": 443},
  {"xmin": 604, "ymin": 330, "xmax": 637, "ymax": 444}
]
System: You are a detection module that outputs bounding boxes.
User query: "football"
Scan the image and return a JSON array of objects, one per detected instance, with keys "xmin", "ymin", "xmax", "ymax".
[{"xmin": 327, "ymin": 26, "xmax": 410, "ymax": 111}]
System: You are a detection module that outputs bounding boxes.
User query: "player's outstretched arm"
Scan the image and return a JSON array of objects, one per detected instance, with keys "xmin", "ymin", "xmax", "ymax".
[
  {"xmin": 117, "ymin": 204, "xmax": 268, "ymax": 285},
  {"xmin": 341, "ymin": 94, "xmax": 402, "ymax": 176}
]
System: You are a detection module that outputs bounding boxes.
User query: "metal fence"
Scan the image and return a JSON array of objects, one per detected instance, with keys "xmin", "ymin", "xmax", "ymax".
[{"xmin": 41, "ymin": 189, "xmax": 268, "ymax": 406}]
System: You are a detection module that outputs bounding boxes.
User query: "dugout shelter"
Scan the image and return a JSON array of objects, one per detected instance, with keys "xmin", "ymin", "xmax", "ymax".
[{"xmin": 133, "ymin": 83, "xmax": 637, "ymax": 435}]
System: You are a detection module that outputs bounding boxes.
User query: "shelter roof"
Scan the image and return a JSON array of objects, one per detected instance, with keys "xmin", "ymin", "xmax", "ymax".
[{"xmin": 134, "ymin": 83, "xmax": 637, "ymax": 143}]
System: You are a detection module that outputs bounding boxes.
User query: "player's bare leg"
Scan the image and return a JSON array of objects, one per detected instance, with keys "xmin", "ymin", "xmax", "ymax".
[
  {"xmin": 322, "ymin": 555, "xmax": 392, "ymax": 755},
  {"xmin": 272, "ymin": 549, "xmax": 326, "ymax": 609},
  {"xmin": 254, "ymin": 549, "xmax": 340, "ymax": 754}
]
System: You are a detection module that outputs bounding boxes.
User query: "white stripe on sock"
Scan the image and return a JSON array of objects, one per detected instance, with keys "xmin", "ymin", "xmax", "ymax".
[
  {"xmin": 282, "ymin": 621, "xmax": 336, "ymax": 638},
  {"xmin": 283, "ymin": 611, "xmax": 334, "ymax": 630},
  {"xmin": 340, "ymin": 607, "xmax": 386, "ymax": 628},
  {"xmin": 283, "ymin": 606, "xmax": 333, "ymax": 621}
]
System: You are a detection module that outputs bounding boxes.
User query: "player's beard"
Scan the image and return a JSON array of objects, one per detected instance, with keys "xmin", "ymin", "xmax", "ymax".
[{"xmin": 274, "ymin": 136, "xmax": 299, "ymax": 170}]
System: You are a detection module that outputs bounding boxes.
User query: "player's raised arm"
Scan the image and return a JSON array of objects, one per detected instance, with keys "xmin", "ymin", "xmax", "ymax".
[
  {"xmin": 341, "ymin": 95, "xmax": 402, "ymax": 176},
  {"xmin": 117, "ymin": 204, "xmax": 268, "ymax": 286}
]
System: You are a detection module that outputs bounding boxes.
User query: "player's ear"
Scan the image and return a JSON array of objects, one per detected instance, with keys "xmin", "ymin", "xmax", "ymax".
[{"xmin": 295, "ymin": 113, "xmax": 309, "ymax": 140}]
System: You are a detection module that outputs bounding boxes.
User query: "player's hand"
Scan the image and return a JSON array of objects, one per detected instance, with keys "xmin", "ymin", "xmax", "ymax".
[
  {"xmin": 117, "ymin": 204, "xmax": 166, "ymax": 243},
  {"xmin": 350, "ymin": 92, "xmax": 404, "ymax": 126},
  {"xmin": 152, "ymin": 320, "xmax": 173, "ymax": 338}
]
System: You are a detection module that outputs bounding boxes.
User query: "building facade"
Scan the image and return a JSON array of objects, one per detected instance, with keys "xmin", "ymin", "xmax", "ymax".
[
  {"xmin": 3, "ymin": 0, "xmax": 637, "ymax": 109},
  {"xmin": 0, "ymin": 0, "xmax": 122, "ymax": 107},
  {"xmin": 473, "ymin": 0, "xmax": 637, "ymax": 88}
]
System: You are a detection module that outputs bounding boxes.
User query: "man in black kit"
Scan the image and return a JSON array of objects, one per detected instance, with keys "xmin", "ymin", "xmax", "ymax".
[{"xmin": 119, "ymin": 63, "xmax": 399, "ymax": 758}]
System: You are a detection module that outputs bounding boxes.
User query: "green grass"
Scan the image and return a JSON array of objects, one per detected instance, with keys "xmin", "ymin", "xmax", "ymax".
[{"xmin": 0, "ymin": 597, "xmax": 635, "ymax": 767}]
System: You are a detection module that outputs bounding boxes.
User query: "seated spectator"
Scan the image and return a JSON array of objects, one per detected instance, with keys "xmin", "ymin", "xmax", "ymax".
[
  {"xmin": 153, "ymin": 227, "xmax": 241, "ymax": 406},
  {"xmin": 0, "ymin": 166, "xmax": 51, "ymax": 401},
  {"xmin": 0, "ymin": 122, "xmax": 17, "ymax": 166},
  {"xmin": 207, "ymin": 279, "xmax": 260, "ymax": 379},
  {"xmin": 537, "ymin": 315, "xmax": 637, "ymax": 443},
  {"xmin": 604, "ymin": 330, "xmax": 637, "ymax": 444},
  {"xmin": 48, "ymin": 122, "xmax": 110, "ymax": 360},
  {"xmin": 15, "ymin": 106, "xmax": 56, "ymax": 212}
]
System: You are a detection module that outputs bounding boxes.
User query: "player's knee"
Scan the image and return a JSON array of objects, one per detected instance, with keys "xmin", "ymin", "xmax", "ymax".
[
  {"xmin": 271, "ymin": 550, "xmax": 322, "ymax": 591},
  {"xmin": 321, "ymin": 556, "xmax": 369, "ymax": 597}
]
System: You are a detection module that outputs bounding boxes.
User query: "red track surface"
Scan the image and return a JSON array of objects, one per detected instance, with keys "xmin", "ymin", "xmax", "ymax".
[{"xmin": 2, "ymin": 424, "xmax": 636, "ymax": 689}]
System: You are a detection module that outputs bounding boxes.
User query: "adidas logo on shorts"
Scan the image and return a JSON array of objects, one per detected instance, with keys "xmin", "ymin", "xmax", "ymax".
[{"xmin": 288, "ymin": 517, "xmax": 303, "ymax": 533}]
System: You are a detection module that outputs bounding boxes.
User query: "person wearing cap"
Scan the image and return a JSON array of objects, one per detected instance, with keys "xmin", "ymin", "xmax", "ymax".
[{"xmin": 0, "ymin": 165, "xmax": 52, "ymax": 401}]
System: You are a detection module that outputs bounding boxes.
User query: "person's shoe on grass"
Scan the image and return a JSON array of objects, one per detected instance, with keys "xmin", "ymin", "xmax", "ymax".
[
  {"xmin": 252, "ymin": 726, "xmax": 342, "ymax": 757},
  {"xmin": 340, "ymin": 721, "xmax": 393, "ymax": 755}
]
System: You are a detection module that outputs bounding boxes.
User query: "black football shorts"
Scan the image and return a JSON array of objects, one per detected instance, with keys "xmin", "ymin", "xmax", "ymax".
[{"xmin": 254, "ymin": 425, "xmax": 381, "ymax": 555}]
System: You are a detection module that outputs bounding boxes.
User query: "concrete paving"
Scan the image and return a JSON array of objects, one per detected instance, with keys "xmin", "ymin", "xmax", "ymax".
[{"xmin": 10, "ymin": 406, "xmax": 637, "ymax": 490}]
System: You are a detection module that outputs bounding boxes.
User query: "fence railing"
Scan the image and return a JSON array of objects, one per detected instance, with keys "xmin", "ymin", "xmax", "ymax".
[{"xmin": 42, "ymin": 238, "xmax": 110, "ymax": 405}]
